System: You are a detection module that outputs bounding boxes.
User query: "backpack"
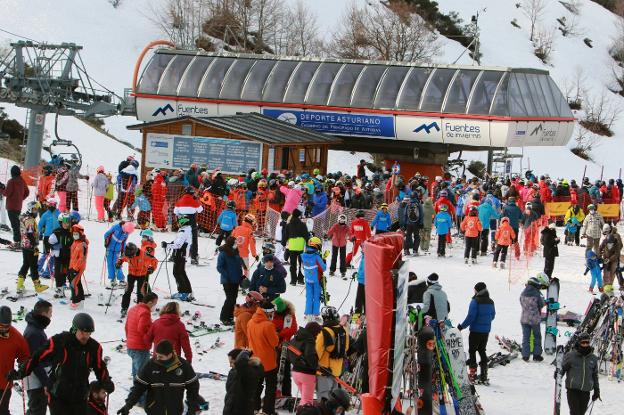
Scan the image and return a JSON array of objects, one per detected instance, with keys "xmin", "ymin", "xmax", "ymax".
[
  {"xmin": 322, "ymin": 326, "xmax": 347, "ymax": 359},
  {"xmin": 407, "ymin": 202, "xmax": 420, "ymax": 223}
]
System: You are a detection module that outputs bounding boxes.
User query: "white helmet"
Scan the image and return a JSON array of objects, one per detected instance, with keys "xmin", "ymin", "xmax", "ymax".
[
  {"xmin": 338, "ymin": 214, "xmax": 347, "ymax": 223},
  {"xmin": 227, "ymin": 178, "xmax": 238, "ymax": 186},
  {"xmin": 602, "ymin": 224, "xmax": 612, "ymax": 234}
]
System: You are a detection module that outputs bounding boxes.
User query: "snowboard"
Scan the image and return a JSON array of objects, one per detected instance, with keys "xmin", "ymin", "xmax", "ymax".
[
  {"xmin": 443, "ymin": 327, "xmax": 482, "ymax": 415},
  {"xmin": 544, "ymin": 277, "xmax": 560, "ymax": 355}
]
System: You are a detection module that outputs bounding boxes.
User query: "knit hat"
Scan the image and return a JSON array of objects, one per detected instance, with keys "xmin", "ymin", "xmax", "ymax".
[
  {"xmin": 272, "ymin": 297, "xmax": 286, "ymax": 313},
  {"xmin": 305, "ymin": 322, "xmax": 322, "ymax": 337},
  {"xmin": 474, "ymin": 282, "xmax": 487, "ymax": 292},
  {"xmin": 427, "ymin": 273, "xmax": 439, "ymax": 285},
  {"xmin": 0, "ymin": 306, "xmax": 11, "ymax": 325},
  {"xmin": 155, "ymin": 339, "xmax": 173, "ymax": 355}
]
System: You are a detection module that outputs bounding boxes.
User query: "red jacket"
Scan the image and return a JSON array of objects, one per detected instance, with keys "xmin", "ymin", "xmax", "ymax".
[
  {"xmin": 350, "ymin": 218, "xmax": 371, "ymax": 242},
  {"xmin": 327, "ymin": 223, "xmax": 351, "ymax": 247},
  {"xmin": 434, "ymin": 197, "xmax": 455, "ymax": 217},
  {"xmin": 0, "ymin": 326, "xmax": 29, "ymax": 389},
  {"xmin": 5, "ymin": 175, "xmax": 29, "ymax": 211},
  {"xmin": 125, "ymin": 303, "xmax": 153, "ymax": 350},
  {"xmin": 144, "ymin": 313, "xmax": 192, "ymax": 363},
  {"xmin": 271, "ymin": 301, "xmax": 298, "ymax": 343},
  {"xmin": 151, "ymin": 174, "xmax": 168, "ymax": 200}
]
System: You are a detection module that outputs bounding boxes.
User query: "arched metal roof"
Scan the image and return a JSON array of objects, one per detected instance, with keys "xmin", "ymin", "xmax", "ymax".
[{"xmin": 136, "ymin": 50, "xmax": 573, "ymax": 119}]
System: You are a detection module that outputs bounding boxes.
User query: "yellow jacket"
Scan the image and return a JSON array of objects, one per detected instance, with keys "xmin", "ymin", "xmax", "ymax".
[
  {"xmin": 315, "ymin": 325, "xmax": 349, "ymax": 377},
  {"xmin": 564, "ymin": 206, "xmax": 585, "ymax": 224}
]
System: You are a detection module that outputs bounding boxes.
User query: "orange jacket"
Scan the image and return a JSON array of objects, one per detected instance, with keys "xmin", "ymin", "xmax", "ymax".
[
  {"xmin": 232, "ymin": 221, "xmax": 257, "ymax": 258},
  {"xmin": 37, "ymin": 175, "xmax": 54, "ymax": 203},
  {"xmin": 234, "ymin": 303, "xmax": 257, "ymax": 349},
  {"xmin": 69, "ymin": 238, "xmax": 89, "ymax": 273},
  {"xmin": 119, "ymin": 241, "xmax": 158, "ymax": 276},
  {"xmin": 231, "ymin": 188, "xmax": 247, "ymax": 210},
  {"xmin": 254, "ymin": 189, "xmax": 268, "ymax": 211},
  {"xmin": 495, "ymin": 220, "xmax": 516, "ymax": 246},
  {"xmin": 460, "ymin": 215, "xmax": 483, "ymax": 238},
  {"xmin": 267, "ymin": 189, "xmax": 281, "ymax": 212},
  {"xmin": 200, "ymin": 190, "xmax": 215, "ymax": 209},
  {"xmin": 247, "ymin": 308, "xmax": 279, "ymax": 372}
]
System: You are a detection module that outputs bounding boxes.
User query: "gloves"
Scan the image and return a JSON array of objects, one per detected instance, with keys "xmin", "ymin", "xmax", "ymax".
[
  {"xmin": 457, "ymin": 324, "xmax": 463, "ymax": 331},
  {"xmin": 147, "ymin": 266, "xmax": 154, "ymax": 275},
  {"xmin": 254, "ymin": 255, "xmax": 259, "ymax": 261},
  {"xmin": 115, "ymin": 260, "xmax": 122, "ymax": 269},
  {"xmin": 161, "ymin": 241, "xmax": 168, "ymax": 249},
  {"xmin": 67, "ymin": 269, "xmax": 78, "ymax": 279},
  {"xmin": 6, "ymin": 369, "xmax": 20, "ymax": 381},
  {"xmin": 592, "ymin": 390, "xmax": 600, "ymax": 402},
  {"xmin": 117, "ymin": 406, "xmax": 130, "ymax": 415}
]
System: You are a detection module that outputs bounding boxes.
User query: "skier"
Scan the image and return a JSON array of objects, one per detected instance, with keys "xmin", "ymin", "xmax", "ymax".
[
  {"xmin": 38, "ymin": 198, "xmax": 60, "ymax": 277},
  {"xmin": 346, "ymin": 210, "xmax": 371, "ymax": 267},
  {"xmin": 584, "ymin": 250, "xmax": 603, "ymax": 292},
  {"xmin": 562, "ymin": 332, "xmax": 600, "ymax": 415},
  {"xmin": 113, "ymin": 162, "xmax": 138, "ymax": 220},
  {"xmin": 91, "ymin": 166, "xmax": 109, "ymax": 222},
  {"xmin": 250, "ymin": 254, "xmax": 287, "ymax": 301},
  {"xmin": 215, "ymin": 200, "xmax": 238, "ymax": 247},
  {"xmin": 540, "ymin": 223, "xmax": 560, "ymax": 277},
  {"xmin": 10, "ymin": 313, "xmax": 114, "ymax": 415},
  {"xmin": 564, "ymin": 204, "xmax": 585, "ymax": 246},
  {"xmin": 23, "ymin": 300, "xmax": 52, "ymax": 415},
  {"xmin": 371, "ymin": 203, "xmax": 392, "ymax": 234},
  {"xmin": 125, "ymin": 292, "xmax": 159, "ymax": 408},
  {"xmin": 173, "ymin": 186, "xmax": 203, "ymax": 264},
  {"xmin": 301, "ymin": 237, "xmax": 326, "ymax": 322},
  {"xmin": 117, "ymin": 339, "xmax": 204, "ymax": 415},
  {"xmin": 65, "ymin": 162, "xmax": 88, "ymax": 212},
  {"xmin": 234, "ymin": 291, "xmax": 264, "ymax": 348},
  {"xmin": 296, "ymin": 389, "xmax": 351, "ymax": 415},
  {"xmin": 285, "ymin": 209, "xmax": 310, "ymax": 286},
  {"xmin": 54, "ymin": 162, "xmax": 70, "ymax": 213},
  {"xmin": 104, "ymin": 221, "xmax": 136, "ymax": 287},
  {"xmin": 16, "ymin": 201, "xmax": 49, "ymax": 294},
  {"xmin": 87, "ymin": 381, "xmax": 109, "ymax": 415},
  {"xmin": 311, "ymin": 184, "xmax": 328, "ymax": 217},
  {"xmin": 103, "ymin": 173, "xmax": 115, "ymax": 223},
  {"xmin": 144, "ymin": 302, "xmax": 193, "ymax": 363},
  {"xmin": 49, "ymin": 213, "xmax": 73, "ymax": 298},
  {"xmin": 131, "ymin": 188, "xmax": 152, "ymax": 229},
  {"xmin": 315, "ymin": 306, "xmax": 349, "ymax": 400},
  {"xmin": 271, "ymin": 297, "xmax": 298, "ymax": 397},
  {"xmin": 457, "ymin": 282, "xmax": 496, "ymax": 385},
  {"xmin": 502, "ymin": 197, "xmax": 523, "ymax": 236},
  {"xmin": 247, "ymin": 300, "xmax": 280, "ymax": 415},
  {"xmin": 420, "ymin": 197, "xmax": 435, "ymax": 254},
  {"xmin": 280, "ymin": 181, "xmax": 304, "ymax": 214},
  {"xmin": 581, "ymin": 204, "xmax": 604, "ymax": 253},
  {"xmin": 118, "ymin": 231, "xmax": 158, "ymax": 316},
  {"xmin": 421, "ymin": 273, "xmax": 450, "ymax": 322},
  {"xmin": 519, "ymin": 274, "xmax": 548, "ymax": 362},
  {"xmin": 232, "ymin": 213, "xmax": 258, "ymax": 270},
  {"xmin": 460, "ymin": 206, "xmax": 483, "ymax": 264},
  {"xmin": 223, "ymin": 349, "xmax": 264, "ymax": 415},
  {"xmin": 326, "ymin": 214, "xmax": 350, "ymax": 278},
  {"xmin": 288, "ymin": 322, "xmax": 322, "ymax": 407},
  {"xmin": 162, "ymin": 216, "xmax": 194, "ymax": 301},
  {"xmin": 403, "ymin": 194, "xmax": 423, "ymax": 256},
  {"xmin": 492, "ymin": 217, "xmax": 516, "ymax": 268},
  {"xmin": 68, "ymin": 224, "xmax": 89, "ymax": 309},
  {"xmin": 434, "ymin": 204, "xmax": 453, "ymax": 257},
  {"xmin": 0, "ymin": 305, "xmax": 30, "ymax": 414},
  {"xmin": 478, "ymin": 198, "xmax": 499, "ymax": 255},
  {"xmin": 217, "ymin": 236, "xmax": 247, "ymax": 326}
]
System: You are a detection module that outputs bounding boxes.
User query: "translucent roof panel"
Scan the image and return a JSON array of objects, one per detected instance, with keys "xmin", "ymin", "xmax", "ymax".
[
  {"xmin": 490, "ymin": 73, "xmax": 509, "ymax": 116},
  {"xmin": 351, "ymin": 66, "xmax": 387, "ymax": 108},
  {"xmin": 397, "ymin": 68, "xmax": 433, "ymax": 110},
  {"xmin": 158, "ymin": 55, "xmax": 193, "ymax": 96},
  {"xmin": 468, "ymin": 71, "xmax": 503, "ymax": 115},
  {"xmin": 443, "ymin": 69, "xmax": 480, "ymax": 113},
  {"xmin": 178, "ymin": 56, "xmax": 213, "ymax": 97},
  {"xmin": 421, "ymin": 68, "xmax": 456, "ymax": 112},
  {"xmin": 198, "ymin": 57, "xmax": 235, "ymax": 99},
  {"xmin": 536, "ymin": 74, "xmax": 558, "ymax": 117},
  {"xmin": 548, "ymin": 77, "xmax": 573, "ymax": 117},
  {"xmin": 513, "ymin": 73, "xmax": 538, "ymax": 116},
  {"xmin": 305, "ymin": 62, "xmax": 343, "ymax": 105},
  {"xmin": 373, "ymin": 66, "xmax": 410, "ymax": 109},
  {"xmin": 220, "ymin": 59, "xmax": 256, "ymax": 100},
  {"xmin": 525, "ymin": 73, "xmax": 547, "ymax": 116},
  {"xmin": 138, "ymin": 53, "xmax": 174, "ymax": 94},
  {"xmin": 241, "ymin": 60, "xmax": 277, "ymax": 101},
  {"xmin": 263, "ymin": 60, "xmax": 299, "ymax": 102},
  {"xmin": 328, "ymin": 64, "xmax": 365, "ymax": 107},
  {"xmin": 506, "ymin": 73, "xmax": 528, "ymax": 116},
  {"xmin": 284, "ymin": 62, "xmax": 320, "ymax": 103}
]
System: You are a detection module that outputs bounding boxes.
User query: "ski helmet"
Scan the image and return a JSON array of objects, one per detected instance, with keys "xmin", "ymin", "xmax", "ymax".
[
  {"xmin": 124, "ymin": 242, "xmax": 139, "ymax": 258},
  {"xmin": 58, "ymin": 213, "xmax": 71, "ymax": 225},
  {"xmin": 25, "ymin": 201, "xmax": 39, "ymax": 216},
  {"xmin": 240, "ymin": 277, "xmax": 251, "ymax": 290},
  {"xmin": 69, "ymin": 210, "xmax": 81, "ymax": 224},
  {"xmin": 244, "ymin": 213, "xmax": 256, "ymax": 224},
  {"xmin": 227, "ymin": 178, "xmax": 238, "ymax": 187},
  {"xmin": 71, "ymin": 224, "xmax": 84, "ymax": 234},
  {"xmin": 177, "ymin": 216, "xmax": 190, "ymax": 227},
  {"xmin": 72, "ymin": 313, "xmax": 95, "ymax": 333},
  {"xmin": 321, "ymin": 306, "xmax": 339, "ymax": 323},
  {"xmin": 140, "ymin": 229, "xmax": 154, "ymax": 240},
  {"xmin": 577, "ymin": 332, "xmax": 590, "ymax": 344},
  {"xmin": 308, "ymin": 236, "xmax": 322, "ymax": 249},
  {"xmin": 245, "ymin": 291, "xmax": 263, "ymax": 304},
  {"xmin": 439, "ymin": 204, "xmax": 448, "ymax": 211},
  {"xmin": 226, "ymin": 200, "xmax": 236, "ymax": 209},
  {"xmin": 46, "ymin": 198, "xmax": 57, "ymax": 208},
  {"xmin": 262, "ymin": 242, "xmax": 275, "ymax": 254},
  {"xmin": 328, "ymin": 388, "xmax": 351, "ymax": 410},
  {"xmin": 96, "ymin": 165, "xmax": 105, "ymax": 173},
  {"xmin": 338, "ymin": 214, "xmax": 347, "ymax": 224},
  {"xmin": 380, "ymin": 203, "xmax": 388, "ymax": 209},
  {"xmin": 587, "ymin": 204, "xmax": 596, "ymax": 211}
]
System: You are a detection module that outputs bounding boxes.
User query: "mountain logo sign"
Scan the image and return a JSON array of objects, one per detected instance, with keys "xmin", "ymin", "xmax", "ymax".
[
  {"xmin": 152, "ymin": 103, "xmax": 175, "ymax": 117},
  {"xmin": 414, "ymin": 122, "xmax": 440, "ymax": 134}
]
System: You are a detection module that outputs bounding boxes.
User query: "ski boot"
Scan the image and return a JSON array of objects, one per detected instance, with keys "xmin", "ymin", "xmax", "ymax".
[
  {"xmin": 117, "ymin": 280, "xmax": 127, "ymax": 288},
  {"xmin": 500, "ymin": 262, "xmax": 506, "ymax": 269},
  {"xmin": 54, "ymin": 287, "xmax": 65, "ymax": 298},
  {"xmin": 341, "ymin": 273, "xmax": 346, "ymax": 280},
  {"xmin": 16, "ymin": 275, "xmax": 25, "ymax": 294},
  {"xmin": 171, "ymin": 292, "xmax": 189, "ymax": 301},
  {"xmin": 464, "ymin": 258, "xmax": 469, "ymax": 264},
  {"xmin": 533, "ymin": 355, "xmax": 544, "ymax": 362},
  {"xmin": 471, "ymin": 258, "xmax": 477, "ymax": 265},
  {"xmin": 404, "ymin": 249, "xmax": 411, "ymax": 256},
  {"xmin": 468, "ymin": 367, "xmax": 477, "ymax": 383},
  {"xmin": 479, "ymin": 365, "xmax": 490, "ymax": 386},
  {"xmin": 69, "ymin": 301, "xmax": 83, "ymax": 310},
  {"xmin": 120, "ymin": 308, "xmax": 128, "ymax": 318},
  {"xmin": 191, "ymin": 258, "xmax": 199, "ymax": 265},
  {"xmin": 33, "ymin": 279, "xmax": 48, "ymax": 293},
  {"xmin": 329, "ymin": 271, "xmax": 335, "ymax": 277}
]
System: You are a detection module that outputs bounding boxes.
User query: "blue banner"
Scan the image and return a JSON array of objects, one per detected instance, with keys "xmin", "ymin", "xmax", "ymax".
[{"xmin": 263, "ymin": 109, "xmax": 395, "ymax": 138}]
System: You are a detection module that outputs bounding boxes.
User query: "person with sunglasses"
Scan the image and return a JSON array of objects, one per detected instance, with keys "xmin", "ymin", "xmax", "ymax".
[{"xmin": 561, "ymin": 332, "xmax": 600, "ymax": 415}]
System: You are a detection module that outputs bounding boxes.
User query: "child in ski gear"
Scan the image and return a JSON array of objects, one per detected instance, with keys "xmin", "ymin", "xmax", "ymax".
[
  {"xmin": 564, "ymin": 215, "xmax": 582, "ymax": 246},
  {"xmin": 223, "ymin": 349, "xmax": 264, "ymax": 415},
  {"xmin": 174, "ymin": 186, "xmax": 203, "ymax": 264},
  {"xmin": 234, "ymin": 291, "xmax": 264, "ymax": 348},
  {"xmin": 562, "ymin": 332, "xmax": 600, "ymax": 415},
  {"xmin": 247, "ymin": 301, "xmax": 280, "ymax": 414},
  {"xmin": 68, "ymin": 224, "xmax": 89, "ymax": 309},
  {"xmin": 327, "ymin": 214, "xmax": 351, "ymax": 277},
  {"xmin": 434, "ymin": 205, "xmax": 453, "ymax": 257},
  {"xmin": 250, "ymin": 254, "xmax": 287, "ymax": 301},
  {"xmin": 407, "ymin": 271, "xmax": 426, "ymax": 304},
  {"xmin": 315, "ymin": 306, "xmax": 349, "ymax": 400},
  {"xmin": 289, "ymin": 322, "xmax": 322, "ymax": 407},
  {"xmin": 17, "ymin": 201, "xmax": 49, "ymax": 294},
  {"xmin": 581, "ymin": 205, "xmax": 604, "ymax": 253},
  {"xmin": 371, "ymin": 203, "xmax": 392, "ymax": 234},
  {"xmin": 301, "ymin": 237, "xmax": 327, "ymax": 320},
  {"xmin": 87, "ymin": 381, "xmax": 109, "ymax": 415},
  {"xmin": 519, "ymin": 275, "xmax": 547, "ymax": 361},
  {"xmin": 584, "ymin": 250, "xmax": 603, "ymax": 292},
  {"xmin": 280, "ymin": 182, "xmax": 304, "ymax": 214},
  {"xmin": 144, "ymin": 302, "xmax": 192, "ymax": 363},
  {"xmin": 104, "ymin": 221, "xmax": 135, "ymax": 286},
  {"xmin": 346, "ymin": 209, "xmax": 371, "ymax": 267},
  {"xmin": 216, "ymin": 200, "xmax": 238, "ymax": 246},
  {"xmin": 0, "ymin": 305, "xmax": 30, "ymax": 415},
  {"xmin": 231, "ymin": 213, "xmax": 258, "ymax": 269},
  {"xmin": 162, "ymin": 216, "xmax": 194, "ymax": 301},
  {"xmin": 104, "ymin": 173, "xmax": 115, "ymax": 222},
  {"xmin": 458, "ymin": 282, "xmax": 496, "ymax": 384},
  {"xmin": 461, "ymin": 206, "xmax": 483, "ymax": 263},
  {"xmin": 131, "ymin": 188, "xmax": 152, "ymax": 228},
  {"xmin": 117, "ymin": 339, "xmax": 203, "ymax": 415},
  {"xmin": 49, "ymin": 213, "xmax": 73, "ymax": 298},
  {"xmin": 272, "ymin": 297, "xmax": 297, "ymax": 397},
  {"xmin": 478, "ymin": 198, "xmax": 499, "ymax": 255},
  {"xmin": 493, "ymin": 217, "xmax": 516, "ymax": 268},
  {"xmin": 421, "ymin": 273, "xmax": 450, "ymax": 321},
  {"xmin": 118, "ymin": 231, "xmax": 158, "ymax": 315},
  {"xmin": 65, "ymin": 162, "xmax": 88, "ymax": 211},
  {"xmin": 540, "ymin": 223, "xmax": 560, "ymax": 277}
]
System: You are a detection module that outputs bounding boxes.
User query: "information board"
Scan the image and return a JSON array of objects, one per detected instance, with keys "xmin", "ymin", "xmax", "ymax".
[{"xmin": 145, "ymin": 133, "xmax": 262, "ymax": 174}]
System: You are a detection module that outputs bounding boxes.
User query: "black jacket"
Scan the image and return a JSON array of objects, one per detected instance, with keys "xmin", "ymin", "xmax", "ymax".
[
  {"xmin": 289, "ymin": 328, "xmax": 319, "ymax": 375},
  {"xmin": 23, "ymin": 312, "xmax": 50, "ymax": 388},
  {"xmin": 209, "ymin": 175, "xmax": 226, "ymax": 197},
  {"xmin": 407, "ymin": 279, "xmax": 427, "ymax": 304},
  {"xmin": 87, "ymin": 398, "xmax": 108, "ymax": 415},
  {"xmin": 531, "ymin": 197, "xmax": 545, "ymax": 216},
  {"xmin": 285, "ymin": 217, "xmax": 310, "ymax": 245},
  {"xmin": 19, "ymin": 331, "xmax": 113, "ymax": 402},
  {"xmin": 223, "ymin": 350, "xmax": 264, "ymax": 415},
  {"xmin": 297, "ymin": 402, "xmax": 333, "ymax": 415},
  {"xmin": 125, "ymin": 355, "xmax": 199, "ymax": 415},
  {"xmin": 51, "ymin": 227, "xmax": 73, "ymax": 260},
  {"xmin": 541, "ymin": 228, "xmax": 559, "ymax": 258}
]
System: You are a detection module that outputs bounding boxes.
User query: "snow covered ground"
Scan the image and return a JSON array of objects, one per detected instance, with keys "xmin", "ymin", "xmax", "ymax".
[{"xmin": 1, "ymin": 215, "xmax": 621, "ymax": 414}]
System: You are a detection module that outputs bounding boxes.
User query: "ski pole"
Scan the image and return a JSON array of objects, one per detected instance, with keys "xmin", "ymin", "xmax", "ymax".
[
  {"xmin": 21, "ymin": 379, "xmax": 26, "ymax": 415},
  {"xmin": 586, "ymin": 400, "xmax": 595, "ymax": 415},
  {"xmin": 164, "ymin": 255, "xmax": 173, "ymax": 298},
  {"xmin": 0, "ymin": 385, "xmax": 8, "ymax": 409}
]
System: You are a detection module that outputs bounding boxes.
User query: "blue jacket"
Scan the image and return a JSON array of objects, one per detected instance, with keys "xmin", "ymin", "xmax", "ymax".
[
  {"xmin": 502, "ymin": 202, "xmax": 523, "ymax": 230},
  {"xmin": 478, "ymin": 202, "xmax": 499, "ymax": 230},
  {"xmin": 371, "ymin": 211, "xmax": 392, "ymax": 232},
  {"xmin": 131, "ymin": 194, "xmax": 151, "ymax": 212},
  {"xmin": 484, "ymin": 194, "xmax": 501, "ymax": 211},
  {"xmin": 434, "ymin": 211, "xmax": 453, "ymax": 235},
  {"xmin": 357, "ymin": 253, "xmax": 365, "ymax": 284},
  {"xmin": 584, "ymin": 251, "xmax": 602, "ymax": 274},
  {"xmin": 459, "ymin": 290, "xmax": 496, "ymax": 333},
  {"xmin": 216, "ymin": 248, "xmax": 244, "ymax": 284},
  {"xmin": 311, "ymin": 192, "xmax": 328, "ymax": 217},
  {"xmin": 38, "ymin": 209, "xmax": 60, "ymax": 237},
  {"xmin": 250, "ymin": 264, "xmax": 287, "ymax": 300},
  {"xmin": 104, "ymin": 223, "xmax": 128, "ymax": 252},
  {"xmin": 217, "ymin": 209, "xmax": 238, "ymax": 232},
  {"xmin": 301, "ymin": 247, "xmax": 326, "ymax": 285}
]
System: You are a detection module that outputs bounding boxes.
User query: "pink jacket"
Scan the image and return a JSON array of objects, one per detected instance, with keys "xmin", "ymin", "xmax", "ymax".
[
  {"xmin": 280, "ymin": 186, "xmax": 303, "ymax": 214},
  {"xmin": 327, "ymin": 223, "xmax": 351, "ymax": 247}
]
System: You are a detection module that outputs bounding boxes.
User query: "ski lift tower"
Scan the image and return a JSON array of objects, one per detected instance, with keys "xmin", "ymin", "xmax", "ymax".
[{"xmin": 0, "ymin": 41, "xmax": 124, "ymax": 169}]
